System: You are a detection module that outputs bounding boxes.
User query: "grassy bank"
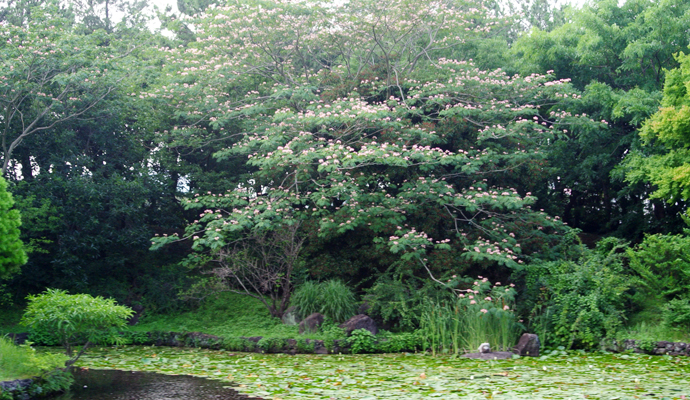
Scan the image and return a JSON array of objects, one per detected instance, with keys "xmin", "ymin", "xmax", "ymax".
[
  {"xmin": 0, "ymin": 337, "xmax": 66, "ymax": 381},
  {"xmin": 130, "ymin": 292, "xmax": 301, "ymax": 338}
]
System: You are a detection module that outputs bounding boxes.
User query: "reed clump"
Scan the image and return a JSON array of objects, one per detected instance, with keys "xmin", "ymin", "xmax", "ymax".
[{"xmin": 420, "ymin": 277, "xmax": 522, "ymax": 355}]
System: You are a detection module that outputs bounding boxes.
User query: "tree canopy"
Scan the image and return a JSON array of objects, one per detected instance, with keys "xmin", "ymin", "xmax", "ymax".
[
  {"xmin": 3, "ymin": 0, "xmax": 690, "ymax": 346},
  {"xmin": 624, "ymin": 52, "xmax": 690, "ymax": 204},
  {"xmin": 150, "ymin": 0, "xmax": 603, "ymax": 287}
]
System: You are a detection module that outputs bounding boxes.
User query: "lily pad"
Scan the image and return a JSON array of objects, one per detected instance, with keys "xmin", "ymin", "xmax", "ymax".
[{"xmin": 55, "ymin": 346, "xmax": 690, "ymax": 399}]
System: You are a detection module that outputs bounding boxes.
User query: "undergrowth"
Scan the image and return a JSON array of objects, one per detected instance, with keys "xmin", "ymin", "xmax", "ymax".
[
  {"xmin": 0, "ymin": 306, "xmax": 24, "ymax": 335},
  {"xmin": 0, "ymin": 336, "xmax": 67, "ymax": 381},
  {"xmin": 130, "ymin": 292, "xmax": 298, "ymax": 338},
  {"xmin": 619, "ymin": 321, "xmax": 690, "ymax": 343}
]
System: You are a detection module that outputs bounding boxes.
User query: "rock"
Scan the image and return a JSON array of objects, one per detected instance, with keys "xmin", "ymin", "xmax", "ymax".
[
  {"xmin": 8, "ymin": 332, "xmax": 28, "ymax": 345},
  {"xmin": 0, "ymin": 379, "xmax": 33, "ymax": 394},
  {"xmin": 313, "ymin": 339, "xmax": 329, "ymax": 354},
  {"xmin": 285, "ymin": 338, "xmax": 298, "ymax": 355},
  {"xmin": 513, "ymin": 333, "xmax": 540, "ymax": 357},
  {"xmin": 478, "ymin": 343, "xmax": 491, "ymax": 353},
  {"xmin": 186, "ymin": 332, "xmax": 223, "ymax": 348},
  {"xmin": 282, "ymin": 306, "xmax": 301, "ymax": 326},
  {"xmin": 462, "ymin": 351, "xmax": 513, "ymax": 360},
  {"xmin": 332, "ymin": 339, "xmax": 351, "ymax": 354},
  {"xmin": 299, "ymin": 313, "xmax": 324, "ymax": 334},
  {"xmin": 338, "ymin": 314, "xmax": 378, "ymax": 336}
]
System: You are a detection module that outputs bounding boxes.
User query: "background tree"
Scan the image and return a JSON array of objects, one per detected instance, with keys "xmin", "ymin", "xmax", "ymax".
[
  {"xmin": 510, "ymin": 0, "xmax": 690, "ymax": 241},
  {"xmin": 185, "ymin": 222, "xmax": 305, "ymax": 318},
  {"xmin": 0, "ymin": 176, "xmax": 27, "ymax": 279},
  {"xmin": 623, "ymin": 52, "xmax": 690, "ymax": 204},
  {"xmin": 0, "ymin": 8, "xmax": 130, "ymax": 177},
  {"xmin": 0, "ymin": 1, "xmax": 193, "ymax": 312}
]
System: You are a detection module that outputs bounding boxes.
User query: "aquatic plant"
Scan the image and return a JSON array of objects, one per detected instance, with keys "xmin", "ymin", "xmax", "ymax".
[
  {"xmin": 420, "ymin": 277, "xmax": 521, "ymax": 354},
  {"xmin": 71, "ymin": 345, "xmax": 690, "ymax": 400}
]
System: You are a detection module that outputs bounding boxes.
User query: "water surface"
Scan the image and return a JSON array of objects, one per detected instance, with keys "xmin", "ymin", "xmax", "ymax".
[
  {"xmin": 51, "ymin": 369, "xmax": 262, "ymax": 400},
  {"xmin": 65, "ymin": 346, "xmax": 690, "ymax": 399}
]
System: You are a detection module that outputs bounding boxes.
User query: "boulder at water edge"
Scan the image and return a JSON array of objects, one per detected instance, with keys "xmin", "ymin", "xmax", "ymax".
[
  {"xmin": 513, "ymin": 333, "xmax": 540, "ymax": 357},
  {"xmin": 478, "ymin": 343, "xmax": 491, "ymax": 353},
  {"xmin": 339, "ymin": 314, "xmax": 378, "ymax": 336},
  {"xmin": 299, "ymin": 313, "xmax": 324, "ymax": 334}
]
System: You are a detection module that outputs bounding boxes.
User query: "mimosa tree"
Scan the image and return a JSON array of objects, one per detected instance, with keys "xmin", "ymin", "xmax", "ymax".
[{"xmin": 150, "ymin": 0, "xmax": 602, "ymax": 312}]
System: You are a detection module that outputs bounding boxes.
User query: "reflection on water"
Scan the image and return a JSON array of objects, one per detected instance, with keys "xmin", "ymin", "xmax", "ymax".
[{"xmin": 51, "ymin": 369, "xmax": 263, "ymax": 400}]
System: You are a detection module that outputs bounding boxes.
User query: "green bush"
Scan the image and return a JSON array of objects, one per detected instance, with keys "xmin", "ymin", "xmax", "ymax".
[
  {"xmin": 636, "ymin": 338, "xmax": 657, "ymax": 353},
  {"xmin": 222, "ymin": 337, "xmax": 255, "ymax": 352},
  {"xmin": 346, "ymin": 329, "xmax": 376, "ymax": 354},
  {"xmin": 120, "ymin": 330, "xmax": 151, "ymax": 345},
  {"xmin": 319, "ymin": 280, "xmax": 357, "ymax": 322},
  {"xmin": 521, "ymin": 237, "xmax": 631, "ymax": 349},
  {"xmin": 0, "ymin": 336, "xmax": 68, "ymax": 381},
  {"xmin": 317, "ymin": 318, "xmax": 347, "ymax": 340},
  {"xmin": 292, "ymin": 280, "xmax": 357, "ymax": 323},
  {"xmin": 374, "ymin": 331, "xmax": 422, "ymax": 353},
  {"xmin": 295, "ymin": 339, "xmax": 315, "ymax": 353},
  {"xmin": 27, "ymin": 326, "xmax": 61, "ymax": 346},
  {"xmin": 364, "ymin": 274, "xmax": 448, "ymax": 331},
  {"xmin": 662, "ymin": 298, "xmax": 690, "ymax": 330},
  {"xmin": 626, "ymin": 233, "xmax": 690, "ymax": 321},
  {"xmin": 257, "ymin": 337, "xmax": 286, "ymax": 353},
  {"xmin": 21, "ymin": 289, "xmax": 133, "ymax": 367}
]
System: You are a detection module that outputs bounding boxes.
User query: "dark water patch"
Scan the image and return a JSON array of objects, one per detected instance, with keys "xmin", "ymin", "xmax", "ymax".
[{"xmin": 50, "ymin": 369, "xmax": 262, "ymax": 400}]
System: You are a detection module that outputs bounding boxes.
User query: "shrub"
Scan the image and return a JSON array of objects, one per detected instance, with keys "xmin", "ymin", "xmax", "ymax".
[
  {"xmin": 292, "ymin": 280, "xmax": 357, "ymax": 323},
  {"xmin": 319, "ymin": 280, "xmax": 357, "ymax": 323},
  {"xmin": 257, "ymin": 337, "xmax": 287, "ymax": 353},
  {"xmin": 347, "ymin": 329, "xmax": 376, "ymax": 354},
  {"xmin": 365, "ymin": 274, "xmax": 449, "ymax": 331},
  {"xmin": 662, "ymin": 298, "xmax": 690, "ymax": 330},
  {"xmin": 374, "ymin": 331, "xmax": 422, "ymax": 353},
  {"xmin": 0, "ymin": 336, "xmax": 67, "ymax": 381},
  {"xmin": 27, "ymin": 325, "xmax": 61, "ymax": 346},
  {"xmin": 21, "ymin": 289, "xmax": 133, "ymax": 368},
  {"xmin": 222, "ymin": 337, "xmax": 255, "ymax": 352},
  {"xmin": 637, "ymin": 338, "xmax": 657, "ymax": 353},
  {"xmin": 295, "ymin": 339, "xmax": 315, "ymax": 353},
  {"xmin": 521, "ymin": 237, "xmax": 631, "ymax": 349},
  {"xmin": 626, "ymin": 233, "xmax": 690, "ymax": 320}
]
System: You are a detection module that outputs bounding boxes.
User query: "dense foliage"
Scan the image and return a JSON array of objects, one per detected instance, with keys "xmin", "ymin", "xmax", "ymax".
[
  {"xmin": 0, "ymin": 177, "xmax": 26, "ymax": 279},
  {"xmin": 21, "ymin": 289, "xmax": 133, "ymax": 367},
  {"xmin": 2, "ymin": 0, "xmax": 690, "ymax": 353}
]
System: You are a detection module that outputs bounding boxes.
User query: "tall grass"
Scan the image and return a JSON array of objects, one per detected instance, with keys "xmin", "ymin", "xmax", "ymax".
[
  {"xmin": 291, "ymin": 281, "xmax": 321, "ymax": 317},
  {"xmin": 620, "ymin": 321, "xmax": 690, "ymax": 343},
  {"xmin": 420, "ymin": 278, "xmax": 522, "ymax": 355},
  {"xmin": 0, "ymin": 336, "xmax": 67, "ymax": 381},
  {"xmin": 292, "ymin": 280, "xmax": 358, "ymax": 323},
  {"xmin": 319, "ymin": 280, "xmax": 358, "ymax": 322}
]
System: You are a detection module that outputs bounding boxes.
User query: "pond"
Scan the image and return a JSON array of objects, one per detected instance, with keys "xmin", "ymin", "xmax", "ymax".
[
  {"xmin": 62, "ymin": 346, "xmax": 690, "ymax": 399},
  {"xmin": 50, "ymin": 369, "xmax": 262, "ymax": 400}
]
